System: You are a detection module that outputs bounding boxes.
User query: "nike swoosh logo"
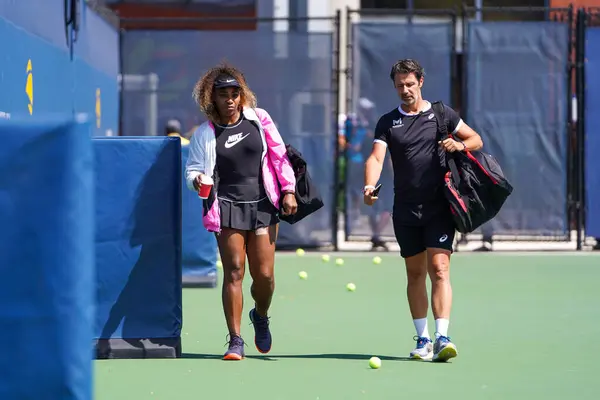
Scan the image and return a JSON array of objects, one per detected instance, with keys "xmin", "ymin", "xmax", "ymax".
[{"xmin": 224, "ymin": 133, "xmax": 250, "ymax": 149}]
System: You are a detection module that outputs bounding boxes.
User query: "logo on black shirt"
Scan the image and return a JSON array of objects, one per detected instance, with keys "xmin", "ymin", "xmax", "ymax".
[
  {"xmin": 392, "ymin": 118, "xmax": 403, "ymax": 127},
  {"xmin": 225, "ymin": 132, "xmax": 250, "ymax": 149}
]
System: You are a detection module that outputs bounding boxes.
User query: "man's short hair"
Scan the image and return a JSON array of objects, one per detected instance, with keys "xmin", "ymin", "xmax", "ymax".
[{"xmin": 389, "ymin": 59, "xmax": 425, "ymax": 81}]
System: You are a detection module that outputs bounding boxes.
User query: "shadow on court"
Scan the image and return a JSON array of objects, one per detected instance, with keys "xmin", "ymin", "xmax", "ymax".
[{"xmin": 181, "ymin": 353, "xmax": 412, "ymax": 362}]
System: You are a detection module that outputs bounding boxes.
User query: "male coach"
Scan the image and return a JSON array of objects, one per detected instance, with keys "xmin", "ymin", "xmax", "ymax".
[{"xmin": 363, "ymin": 59, "xmax": 483, "ymax": 362}]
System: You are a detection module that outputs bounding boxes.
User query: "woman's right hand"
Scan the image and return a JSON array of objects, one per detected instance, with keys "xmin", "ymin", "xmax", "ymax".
[{"xmin": 193, "ymin": 174, "xmax": 204, "ymax": 192}]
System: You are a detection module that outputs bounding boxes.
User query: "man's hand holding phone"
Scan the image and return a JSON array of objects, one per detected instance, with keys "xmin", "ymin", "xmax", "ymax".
[{"xmin": 363, "ymin": 183, "xmax": 381, "ymax": 206}]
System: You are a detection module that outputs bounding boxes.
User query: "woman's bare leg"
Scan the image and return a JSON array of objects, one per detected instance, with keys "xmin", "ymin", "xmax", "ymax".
[
  {"xmin": 246, "ymin": 224, "xmax": 278, "ymax": 353},
  {"xmin": 217, "ymin": 228, "xmax": 247, "ymax": 359}
]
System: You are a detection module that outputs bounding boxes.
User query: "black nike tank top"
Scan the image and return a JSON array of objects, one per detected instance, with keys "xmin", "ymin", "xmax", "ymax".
[{"xmin": 215, "ymin": 116, "xmax": 265, "ymax": 202}]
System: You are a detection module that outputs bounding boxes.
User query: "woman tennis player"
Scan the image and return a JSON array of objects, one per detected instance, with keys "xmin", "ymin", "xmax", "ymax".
[{"xmin": 185, "ymin": 63, "xmax": 297, "ymax": 360}]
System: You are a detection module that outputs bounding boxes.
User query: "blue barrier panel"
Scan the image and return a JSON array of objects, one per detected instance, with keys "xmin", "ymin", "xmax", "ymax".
[
  {"xmin": 94, "ymin": 137, "xmax": 182, "ymax": 358},
  {"xmin": 346, "ymin": 21, "xmax": 454, "ymax": 240},
  {"xmin": 466, "ymin": 21, "xmax": 569, "ymax": 236},
  {"xmin": 73, "ymin": 2, "xmax": 120, "ymax": 136},
  {"xmin": 353, "ymin": 22, "xmax": 453, "ymax": 108},
  {"xmin": 0, "ymin": 2, "xmax": 72, "ymax": 119},
  {"xmin": 0, "ymin": 117, "xmax": 94, "ymax": 399},
  {"xmin": 181, "ymin": 145, "xmax": 218, "ymax": 287},
  {"xmin": 585, "ymin": 28, "xmax": 600, "ymax": 238}
]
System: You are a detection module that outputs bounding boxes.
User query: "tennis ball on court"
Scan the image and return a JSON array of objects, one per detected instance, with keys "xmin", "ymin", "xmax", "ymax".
[
  {"xmin": 369, "ymin": 356, "xmax": 382, "ymax": 369},
  {"xmin": 296, "ymin": 248, "xmax": 305, "ymax": 256},
  {"xmin": 372, "ymin": 256, "xmax": 382, "ymax": 265},
  {"xmin": 321, "ymin": 254, "xmax": 330, "ymax": 262},
  {"xmin": 216, "ymin": 260, "xmax": 223, "ymax": 268},
  {"xmin": 298, "ymin": 271, "xmax": 308, "ymax": 280},
  {"xmin": 346, "ymin": 282, "xmax": 356, "ymax": 292},
  {"xmin": 335, "ymin": 258, "xmax": 344, "ymax": 266}
]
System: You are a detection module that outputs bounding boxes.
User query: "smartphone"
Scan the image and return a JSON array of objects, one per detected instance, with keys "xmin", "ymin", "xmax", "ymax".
[{"xmin": 372, "ymin": 183, "xmax": 382, "ymax": 197}]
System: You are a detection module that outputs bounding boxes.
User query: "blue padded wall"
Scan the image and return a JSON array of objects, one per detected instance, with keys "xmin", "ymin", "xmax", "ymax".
[
  {"xmin": 94, "ymin": 137, "xmax": 182, "ymax": 358},
  {"xmin": 0, "ymin": 117, "xmax": 94, "ymax": 399},
  {"xmin": 181, "ymin": 145, "xmax": 218, "ymax": 287}
]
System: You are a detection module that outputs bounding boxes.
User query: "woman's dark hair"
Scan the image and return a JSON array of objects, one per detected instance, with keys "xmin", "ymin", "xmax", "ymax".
[
  {"xmin": 192, "ymin": 62, "xmax": 257, "ymax": 122},
  {"xmin": 389, "ymin": 59, "xmax": 425, "ymax": 81}
]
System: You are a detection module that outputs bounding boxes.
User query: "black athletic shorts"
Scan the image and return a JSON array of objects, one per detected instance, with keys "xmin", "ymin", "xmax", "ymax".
[{"xmin": 392, "ymin": 199, "xmax": 456, "ymax": 258}]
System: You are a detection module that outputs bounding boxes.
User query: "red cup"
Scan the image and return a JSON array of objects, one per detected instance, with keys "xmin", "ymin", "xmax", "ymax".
[{"xmin": 198, "ymin": 175, "xmax": 214, "ymax": 199}]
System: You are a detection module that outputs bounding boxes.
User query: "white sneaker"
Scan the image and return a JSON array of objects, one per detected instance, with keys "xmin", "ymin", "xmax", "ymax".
[{"xmin": 409, "ymin": 336, "xmax": 433, "ymax": 360}]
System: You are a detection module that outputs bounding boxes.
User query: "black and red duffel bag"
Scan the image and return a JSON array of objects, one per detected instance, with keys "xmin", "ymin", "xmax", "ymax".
[{"xmin": 431, "ymin": 101, "xmax": 514, "ymax": 234}]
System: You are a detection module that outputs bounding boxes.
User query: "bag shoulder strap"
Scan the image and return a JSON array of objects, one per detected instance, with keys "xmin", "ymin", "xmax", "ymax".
[
  {"xmin": 431, "ymin": 101, "xmax": 461, "ymax": 185},
  {"xmin": 431, "ymin": 101, "xmax": 449, "ymax": 141}
]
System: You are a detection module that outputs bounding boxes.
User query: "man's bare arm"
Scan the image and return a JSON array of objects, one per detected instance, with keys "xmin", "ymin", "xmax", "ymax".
[{"xmin": 364, "ymin": 142, "xmax": 387, "ymax": 188}]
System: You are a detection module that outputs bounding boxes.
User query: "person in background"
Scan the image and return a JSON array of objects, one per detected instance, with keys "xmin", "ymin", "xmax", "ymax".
[
  {"xmin": 185, "ymin": 63, "xmax": 297, "ymax": 361},
  {"xmin": 474, "ymin": 226, "xmax": 493, "ymax": 251},
  {"xmin": 165, "ymin": 119, "xmax": 190, "ymax": 146},
  {"xmin": 343, "ymin": 98, "xmax": 391, "ymax": 251}
]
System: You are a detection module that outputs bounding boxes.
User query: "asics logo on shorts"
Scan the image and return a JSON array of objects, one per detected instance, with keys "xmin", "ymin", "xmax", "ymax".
[
  {"xmin": 224, "ymin": 132, "xmax": 250, "ymax": 148},
  {"xmin": 439, "ymin": 234, "xmax": 448, "ymax": 243}
]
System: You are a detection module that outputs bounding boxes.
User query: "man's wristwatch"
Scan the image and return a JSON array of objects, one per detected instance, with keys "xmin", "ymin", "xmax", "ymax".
[
  {"xmin": 363, "ymin": 185, "xmax": 375, "ymax": 194},
  {"xmin": 461, "ymin": 142, "xmax": 467, "ymax": 151}
]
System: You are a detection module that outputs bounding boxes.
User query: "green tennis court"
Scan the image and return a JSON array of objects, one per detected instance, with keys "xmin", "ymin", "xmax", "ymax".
[{"xmin": 95, "ymin": 252, "xmax": 600, "ymax": 400}]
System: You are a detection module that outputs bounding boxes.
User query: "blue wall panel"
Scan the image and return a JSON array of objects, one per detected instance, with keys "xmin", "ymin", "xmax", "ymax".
[
  {"xmin": 0, "ymin": 0, "xmax": 119, "ymax": 137},
  {"xmin": 585, "ymin": 28, "xmax": 600, "ymax": 237},
  {"xmin": 0, "ymin": 0, "xmax": 68, "ymax": 49},
  {"xmin": 73, "ymin": 3, "xmax": 119, "ymax": 136},
  {"xmin": 0, "ymin": 13, "xmax": 72, "ymax": 119}
]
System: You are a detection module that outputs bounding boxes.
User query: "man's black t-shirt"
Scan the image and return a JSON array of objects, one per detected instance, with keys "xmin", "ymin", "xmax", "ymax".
[{"xmin": 374, "ymin": 101, "xmax": 462, "ymax": 222}]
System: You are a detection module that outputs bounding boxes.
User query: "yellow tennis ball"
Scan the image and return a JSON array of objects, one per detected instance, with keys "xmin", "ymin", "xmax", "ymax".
[
  {"xmin": 321, "ymin": 254, "xmax": 330, "ymax": 262},
  {"xmin": 298, "ymin": 271, "xmax": 308, "ymax": 280},
  {"xmin": 296, "ymin": 248, "xmax": 305, "ymax": 256},
  {"xmin": 372, "ymin": 256, "xmax": 382, "ymax": 264},
  {"xmin": 369, "ymin": 356, "xmax": 381, "ymax": 369},
  {"xmin": 346, "ymin": 283, "xmax": 356, "ymax": 292},
  {"xmin": 335, "ymin": 258, "xmax": 344, "ymax": 266}
]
